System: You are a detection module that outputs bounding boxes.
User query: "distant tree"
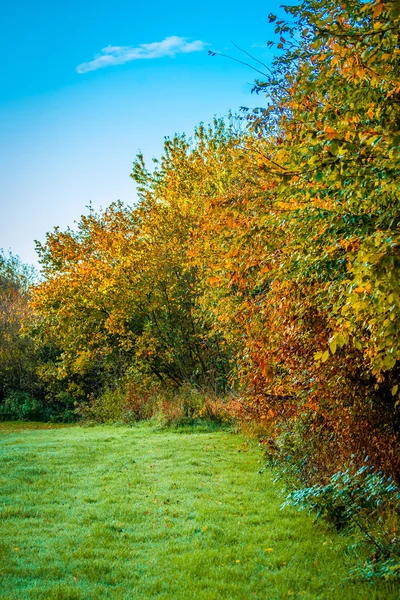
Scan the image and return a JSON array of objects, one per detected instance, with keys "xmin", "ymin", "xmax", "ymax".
[{"xmin": 0, "ymin": 251, "xmax": 38, "ymax": 400}]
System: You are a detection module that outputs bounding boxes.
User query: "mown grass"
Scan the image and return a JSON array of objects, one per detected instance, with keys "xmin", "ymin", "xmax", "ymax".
[{"xmin": 0, "ymin": 422, "xmax": 398, "ymax": 599}]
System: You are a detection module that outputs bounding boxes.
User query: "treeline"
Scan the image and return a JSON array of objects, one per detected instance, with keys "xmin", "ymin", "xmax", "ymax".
[{"xmin": 1, "ymin": 0, "xmax": 400, "ymax": 565}]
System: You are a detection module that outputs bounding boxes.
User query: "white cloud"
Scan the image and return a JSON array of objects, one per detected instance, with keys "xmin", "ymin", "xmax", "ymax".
[{"xmin": 76, "ymin": 36, "xmax": 207, "ymax": 74}]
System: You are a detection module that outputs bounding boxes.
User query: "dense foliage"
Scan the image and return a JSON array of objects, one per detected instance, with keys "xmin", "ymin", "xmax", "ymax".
[{"xmin": 1, "ymin": 0, "xmax": 399, "ymax": 579}]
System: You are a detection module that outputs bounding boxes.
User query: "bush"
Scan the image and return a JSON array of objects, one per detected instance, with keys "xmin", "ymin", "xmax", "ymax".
[
  {"xmin": 75, "ymin": 388, "xmax": 128, "ymax": 424},
  {"xmin": 0, "ymin": 391, "xmax": 42, "ymax": 421},
  {"xmin": 74, "ymin": 379, "xmax": 235, "ymax": 429},
  {"xmin": 124, "ymin": 381, "xmax": 160, "ymax": 422},
  {"xmin": 44, "ymin": 392, "xmax": 77, "ymax": 423},
  {"xmin": 156, "ymin": 384, "xmax": 234, "ymax": 429},
  {"xmin": 281, "ymin": 462, "xmax": 400, "ymax": 582}
]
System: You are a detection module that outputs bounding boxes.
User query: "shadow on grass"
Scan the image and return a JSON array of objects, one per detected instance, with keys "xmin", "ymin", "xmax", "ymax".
[{"xmin": 0, "ymin": 421, "xmax": 75, "ymax": 433}]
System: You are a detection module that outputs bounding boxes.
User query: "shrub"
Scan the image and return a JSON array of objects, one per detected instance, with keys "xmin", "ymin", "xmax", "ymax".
[
  {"xmin": 157, "ymin": 385, "xmax": 235, "ymax": 428},
  {"xmin": 75, "ymin": 378, "xmax": 235, "ymax": 429},
  {"xmin": 124, "ymin": 380, "xmax": 160, "ymax": 422},
  {"xmin": 281, "ymin": 462, "xmax": 400, "ymax": 582},
  {"xmin": 258, "ymin": 413, "xmax": 400, "ymax": 582},
  {"xmin": 75, "ymin": 379, "xmax": 161, "ymax": 424},
  {"xmin": 45, "ymin": 392, "xmax": 77, "ymax": 423},
  {"xmin": 0, "ymin": 391, "xmax": 42, "ymax": 421},
  {"xmin": 75, "ymin": 388, "xmax": 128, "ymax": 424}
]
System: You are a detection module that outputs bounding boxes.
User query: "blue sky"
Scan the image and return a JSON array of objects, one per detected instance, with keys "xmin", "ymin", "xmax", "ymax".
[{"xmin": 0, "ymin": 0, "xmax": 284, "ymax": 265}]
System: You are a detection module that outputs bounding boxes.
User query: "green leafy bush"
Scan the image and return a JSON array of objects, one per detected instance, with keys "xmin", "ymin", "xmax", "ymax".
[
  {"xmin": 44, "ymin": 392, "xmax": 77, "ymax": 423},
  {"xmin": 75, "ymin": 388, "xmax": 128, "ymax": 424},
  {"xmin": 281, "ymin": 463, "xmax": 400, "ymax": 581},
  {"xmin": 283, "ymin": 463, "xmax": 398, "ymax": 527},
  {"xmin": 0, "ymin": 391, "xmax": 42, "ymax": 421}
]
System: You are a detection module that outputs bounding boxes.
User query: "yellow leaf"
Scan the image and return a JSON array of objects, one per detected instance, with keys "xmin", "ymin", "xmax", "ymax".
[
  {"xmin": 329, "ymin": 338, "xmax": 337, "ymax": 355},
  {"xmin": 321, "ymin": 350, "xmax": 330, "ymax": 363}
]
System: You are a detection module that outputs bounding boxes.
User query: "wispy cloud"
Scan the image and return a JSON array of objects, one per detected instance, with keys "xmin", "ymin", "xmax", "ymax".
[{"xmin": 76, "ymin": 36, "xmax": 207, "ymax": 74}]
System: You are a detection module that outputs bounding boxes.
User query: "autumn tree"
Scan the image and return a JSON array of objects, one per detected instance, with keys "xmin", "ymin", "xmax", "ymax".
[
  {"xmin": 0, "ymin": 252, "xmax": 38, "ymax": 398},
  {"xmin": 30, "ymin": 163, "xmax": 231, "ymax": 395},
  {"xmin": 200, "ymin": 0, "xmax": 400, "ymax": 477}
]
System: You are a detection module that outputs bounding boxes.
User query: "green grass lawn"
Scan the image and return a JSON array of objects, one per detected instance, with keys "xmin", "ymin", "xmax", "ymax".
[{"xmin": 0, "ymin": 423, "xmax": 398, "ymax": 599}]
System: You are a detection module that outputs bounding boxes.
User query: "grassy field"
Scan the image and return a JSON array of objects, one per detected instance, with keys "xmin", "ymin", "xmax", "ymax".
[{"xmin": 0, "ymin": 423, "xmax": 398, "ymax": 599}]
